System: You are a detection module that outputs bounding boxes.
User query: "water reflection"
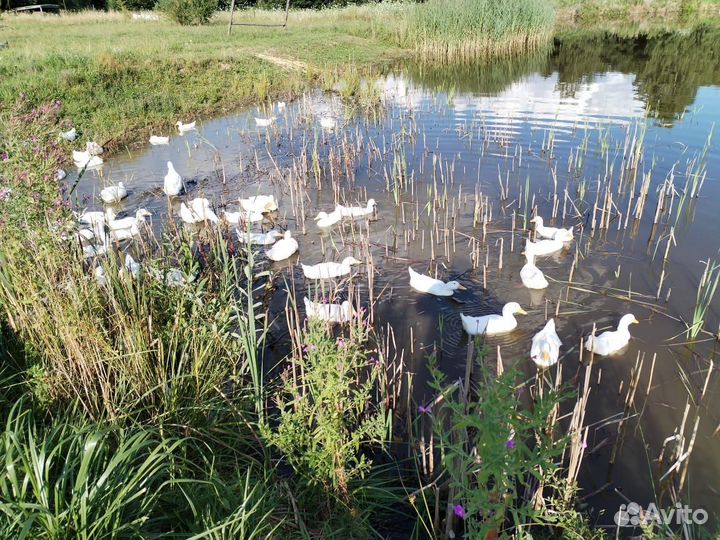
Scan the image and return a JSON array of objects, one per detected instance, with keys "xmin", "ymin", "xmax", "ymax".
[{"xmin": 405, "ymin": 24, "xmax": 720, "ymax": 124}]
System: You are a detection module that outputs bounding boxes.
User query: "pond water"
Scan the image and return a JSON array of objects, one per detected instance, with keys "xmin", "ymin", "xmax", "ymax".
[{"xmin": 70, "ymin": 27, "xmax": 720, "ymax": 530}]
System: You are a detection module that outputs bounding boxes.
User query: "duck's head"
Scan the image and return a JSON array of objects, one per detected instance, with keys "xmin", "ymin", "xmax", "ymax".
[
  {"xmin": 530, "ymin": 216, "xmax": 543, "ymax": 226},
  {"xmin": 521, "ymin": 250, "xmax": 535, "ymax": 265},
  {"xmin": 544, "ymin": 318, "xmax": 556, "ymax": 332},
  {"xmin": 342, "ymin": 256, "xmax": 362, "ymax": 266},
  {"xmin": 105, "ymin": 208, "xmax": 117, "ymax": 221},
  {"xmin": 175, "ymin": 121, "xmax": 183, "ymax": 128},
  {"xmin": 503, "ymin": 302, "xmax": 527, "ymax": 317},
  {"xmin": 167, "ymin": 161, "xmax": 175, "ymax": 170},
  {"xmin": 268, "ymin": 230, "xmax": 283, "ymax": 240},
  {"xmin": 136, "ymin": 209, "xmax": 152, "ymax": 220},
  {"xmin": 446, "ymin": 281, "xmax": 467, "ymax": 291},
  {"xmin": 619, "ymin": 313, "xmax": 639, "ymax": 330},
  {"xmin": 367, "ymin": 198, "xmax": 377, "ymax": 209},
  {"xmin": 117, "ymin": 182, "xmax": 125, "ymax": 189},
  {"xmin": 283, "ymin": 231, "xmax": 293, "ymax": 240},
  {"xmin": 315, "ymin": 212, "xmax": 329, "ymax": 220}
]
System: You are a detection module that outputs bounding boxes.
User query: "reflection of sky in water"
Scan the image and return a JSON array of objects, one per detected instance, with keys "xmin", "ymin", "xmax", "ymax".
[{"xmin": 381, "ymin": 71, "xmax": 646, "ymax": 130}]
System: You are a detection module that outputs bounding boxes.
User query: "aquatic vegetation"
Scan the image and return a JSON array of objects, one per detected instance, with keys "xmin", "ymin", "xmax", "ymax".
[{"xmin": 689, "ymin": 258, "xmax": 720, "ymax": 339}]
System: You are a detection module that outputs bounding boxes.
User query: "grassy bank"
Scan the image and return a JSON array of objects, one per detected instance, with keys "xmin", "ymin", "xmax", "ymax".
[
  {"xmin": 557, "ymin": 0, "xmax": 720, "ymax": 25},
  {"xmin": 0, "ymin": 7, "xmax": 406, "ymax": 153}
]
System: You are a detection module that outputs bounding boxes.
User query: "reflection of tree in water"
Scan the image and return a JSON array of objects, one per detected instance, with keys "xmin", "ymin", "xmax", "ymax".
[
  {"xmin": 550, "ymin": 25, "xmax": 720, "ymax": 122},
  {"xmin": 404, "ymin": 25, "xmax": 720, "ymax": 123},
  {"xmin": 403, "ymin": 51, "xmax": 550, "ymax": 96}
]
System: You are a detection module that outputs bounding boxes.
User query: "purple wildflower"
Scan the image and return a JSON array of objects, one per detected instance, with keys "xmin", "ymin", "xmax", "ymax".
[
  {"xmin": 0, "ymin": 188, "xmax": 11, "ymax": 202},
  {"xmin": 581, "ymin": 441, "xmax": 588, "ymax": 451},
  {"xmin": 418, "ymin": 404, "xmax": 432, "ymax": 414},
  {"xmin": 453, "ymin": 505, "xmax": 466, "ymax": 519},
  {"xmin": 506, "ymin": 438, "xmax": 516, "ymax": 450},
  {"xmin": 0, "ymin": 152, "xmax": 8, "ymax": 161},
  {"xmin": 336, "ymin": 337, "xmax": 346, "ymax": 349}
]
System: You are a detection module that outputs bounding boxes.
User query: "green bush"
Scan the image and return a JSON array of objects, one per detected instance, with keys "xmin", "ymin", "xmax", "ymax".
[{"xmin": 157, "ymin": 0, "xmax": 217, "ymax": 25}]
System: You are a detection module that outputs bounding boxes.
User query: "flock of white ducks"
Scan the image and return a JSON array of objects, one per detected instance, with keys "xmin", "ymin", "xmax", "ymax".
[
  {"xmin": 68, "ymin": 119, "xmax": 639, "ymax": 366},
  {"xmin": 407, "ymin": 213, "xmax": 638, "ymax": 368}
]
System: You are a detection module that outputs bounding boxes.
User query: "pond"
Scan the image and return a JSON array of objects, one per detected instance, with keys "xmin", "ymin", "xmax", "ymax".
[{"xmin": 69, "ymin": 26, "xmax": 720, "ymax": 530}]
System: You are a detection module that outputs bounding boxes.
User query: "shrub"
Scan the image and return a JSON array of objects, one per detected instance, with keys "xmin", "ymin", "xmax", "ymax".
[
  {"xmin": 158, "ymin": 0, "xmax": 218, "ymax": 25},
  {"xmin": 266, "ymin": 320, "xmax": 386, "ymax": 499}
]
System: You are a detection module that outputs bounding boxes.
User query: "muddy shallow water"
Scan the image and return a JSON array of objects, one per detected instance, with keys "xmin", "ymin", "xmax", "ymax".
[{"xmin": 70, "ymin": 29, "xmax": 720, "ymax": 530}]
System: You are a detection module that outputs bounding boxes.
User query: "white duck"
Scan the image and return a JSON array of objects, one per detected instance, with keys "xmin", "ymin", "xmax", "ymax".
[
  {"xmin": 124, "ymin": 254, "xmax": 141, "ymax": 279},
  {"xmin": 266, "ymin": 231, "xmax": 298, "ymax": 261},
  {"xmin": 150, "ymin": 267, "xmax": 194, "ymax": 288},
  {"xmin": 224, "ymin": 209, "xmax": 264, "ymax": 225},
  {"xmin": 531, "ymin": 318, "xmax": 562, "ymax": 369},
  {"xmin": 60, "ymin": 127, "xmax": 77, "ymax": 142},
  {"xmin": 176, "ymin": 120, "xmax": 196, "ymax": 133},
  {"xmin": 100, "ymin": 182, "xmax": 127, "ymax": 204},
  {"xmin": 315, "ymin": 208, "xmax": 343, "ymax": 228},
  {"xmin": 302, "ymin": 257, "xmax": 361, "ymax": 280},
  {"xmin": 320, "ymin": 117, "xmax": 337, "ymax": 130},
  {"xmin": 236, "ymin": 230, "xmax": 283, "ymax": 245},
  {"xmin": 304, "ymin": 297, "xmax": 353, "ymax": 324},
  {"xmin": 106, "ymin": 207, "xmax": 151, "ymax": 228},
  {"xmin": 460, "ymin": 302, "xmax": 527, "ymax": 336},
  {"xmin": 239, "ymin": 195, "xmax": 278, "ymax": 213},
  {"xmin": 180, "ymin": 198, "xmax": 219, "ymax": 224},
  {"xmin": 525, "ymin": 238, "xmax": 563, "ymax": 257},
  {"xmin": 55, "ymin": 169, "xmax": 67, "ymax": 181},
  {"xmin": 255, "ymin": 117, "xmax": 276, "ymax": 127},
  {"xmin": 73, "ymin": 151, "xmax": 103, "ymax": 169},
  {"xmin": 520, "ymin": 251, "xmax": 548, "ymax": 289},
  {"xmin": 164, "ymin": 161, "xmax": 183, "ymax": 196},
  {"xmin": 106, "ymin": 208, "xmax": 151, "ymax": 234},
  {"xmin": 338, "ymin": 199, "xmax": 376, "ymax": 218},
  {"xmin": 409, "ymin": 267, "xmax": 466, "ymax": 297},
  {"xmin": 76, "ymin": 209, "xmax": 106, "ymax": 228},
  {"xmin": 149, "ymin": 135, "xmax": 170, "ymax": 145},
  {"xmin": 83, "ymin": 240, "xmax": 109, "ymax": 259},
  {"xmin": 531, "ymin": 216, "xmax": 573, "ymax": 242},
  {"xmin": 76, "ymin": 228, "xmax": 96, "ymax": 241},
  {"xmin": 584, "ymin": 314, "xmax": 639, "ymax": 356},
  {"xmin": 94, "ymin": 266, "xmax": 107, "ymax": 287}
]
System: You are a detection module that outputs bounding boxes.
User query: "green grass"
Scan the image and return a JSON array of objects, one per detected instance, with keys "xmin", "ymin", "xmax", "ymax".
[
  {"xmin": 556, "ymin": 0, "xmax": 720, "ymax": 25},
  {"xmin": 0, "ymin": 8, "xmax": 406, "ymax": 151}
]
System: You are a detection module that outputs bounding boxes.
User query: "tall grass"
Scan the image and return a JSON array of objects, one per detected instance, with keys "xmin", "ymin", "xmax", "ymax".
[{"xmin": 405, "ymin": 0, "xmax": 556, "ymax": 63}]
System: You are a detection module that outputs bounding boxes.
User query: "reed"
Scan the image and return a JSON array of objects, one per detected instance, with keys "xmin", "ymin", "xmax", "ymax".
[
  {"xmin": 688, "ymin": 257, "xmax": 720, "ymax": 339},
  {"xmin": 406, "ymin": 0, "xmax": 555, "ymax": 63},
  {"xmin": 0, "ymin": 228, "xmax": 265, "ymax": 424}
]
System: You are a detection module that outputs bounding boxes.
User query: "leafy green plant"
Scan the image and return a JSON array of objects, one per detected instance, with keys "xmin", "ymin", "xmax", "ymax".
[
  {"xmin": 0, "ymin": 403, "xmax": 181, "ymax": 540},
  {"xmin": 427, "ymin": 342, "xmax": 568, "ymax": 539},
  {"xmin": 158, "ymin": 0, "xmax": 218, "ymax": 25},
  {"xmin": 267, "ymin": 320, "xmax": 386, "ymax": 499}
]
